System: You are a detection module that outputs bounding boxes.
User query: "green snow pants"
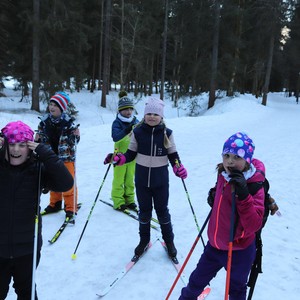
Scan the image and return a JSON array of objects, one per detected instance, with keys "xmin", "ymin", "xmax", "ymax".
[{"xmin": 111, "ymin": 160, "xmax": 136, "ymax": 209}]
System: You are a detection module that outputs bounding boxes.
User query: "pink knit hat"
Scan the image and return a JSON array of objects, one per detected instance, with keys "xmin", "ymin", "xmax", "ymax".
[
  {"xmin": 1, "ymin": 121, "xmax": 34, "ymax": 144},
  {"xmin": 144, "ymin": 97, "xmax": 165, "ymax": 117}
]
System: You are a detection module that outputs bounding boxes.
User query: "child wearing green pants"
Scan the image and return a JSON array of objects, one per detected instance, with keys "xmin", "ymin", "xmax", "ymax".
[{"xmin": 111, "ymin": 94, "xmax": 139, "ymax": 210}]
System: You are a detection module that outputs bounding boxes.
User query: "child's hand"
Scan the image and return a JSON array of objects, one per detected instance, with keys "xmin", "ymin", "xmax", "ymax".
[
  {"xmin": 207, "ymin": 187, "xmax": 216, "ymax": 207},
  {"xmin": 27, "ymin": 141, "xmax": 39, "ymax": 151},
  {"xmin": 104, "ymin": 153, "xmax": 113, "ymax": 164},
  {"xmin": 229, "ymin": 169, "xmax": 249, "ymax": 200},
  {"xmin": 173, "ymin": 164, "xmax": 187, "ymax": 179},
  {"xmin": 72, "ymin": 128, "xmax": 80, "ymax": 136},
  {"xmin": 268, "ymin": 196, "xmax": 279, "ymax": 215},
  {"xmin": 113, "ymin": 153, "xmax": 126, "ymax": 166}
]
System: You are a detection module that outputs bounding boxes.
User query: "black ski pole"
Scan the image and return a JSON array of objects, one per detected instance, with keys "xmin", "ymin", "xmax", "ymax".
[
  {"xmin": 247, "ymin": 232, "xmax": 263, "ymax": 300},
  {"xmin": 71, "ymin": 163, "xmax": 112, "ymax": 259},
  {"xmin": 175, "ymin": 159, "xmax": 205, "ymax": 247}
]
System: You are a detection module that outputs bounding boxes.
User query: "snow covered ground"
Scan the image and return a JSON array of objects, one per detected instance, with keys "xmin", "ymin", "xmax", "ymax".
[{"xmin": 1, "ymin": 87, "xmax": 299, "ymax": 299}]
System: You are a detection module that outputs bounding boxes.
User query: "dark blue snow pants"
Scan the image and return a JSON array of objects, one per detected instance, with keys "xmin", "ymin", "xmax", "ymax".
[
  {"xmin": 135, "ymin": 183, "xmax": 174, "ymax": 243},
  {"xmin": 179, "ymin": 241, "xmax": 256, "ymax": 300}
]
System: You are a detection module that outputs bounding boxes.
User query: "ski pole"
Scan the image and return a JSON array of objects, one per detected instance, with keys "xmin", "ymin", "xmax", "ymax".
[
  {"xmin": 224, "ymin": 185, "xmax": 236, "ymax": 300},
  {"xmin": 175, "ymin": 159, "xmax": 205, "ymax": 248},
  {"xmin": 165, "ymin": 209, "xmax": 212, "ymax": 300},
  {"xmin": 31, "ymin": 160, "xmax": 42, "ymax": 300},
  {"xmin": 72, "ymin": 124, "xmax": 80, "ymax": 218},
  {"xmin": 71, "ymin": 163, "xmax": 112, "ymax": 259}
]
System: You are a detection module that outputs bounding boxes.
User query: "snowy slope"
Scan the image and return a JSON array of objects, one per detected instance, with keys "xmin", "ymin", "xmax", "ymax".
[{"xmin": 1, "ymin": 88, "xmax": 299, "ymax": 300}]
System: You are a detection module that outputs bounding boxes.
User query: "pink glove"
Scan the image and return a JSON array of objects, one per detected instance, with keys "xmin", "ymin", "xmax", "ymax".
[
  {"xmin": 113, "ymin": 153, "xmax": 126, "ymax": 166},
  {"xmin": 173, "ymin": 164, "xmax": 187, "ymax": 179},
  {"xmin": 104, "ymin": 153, "xmax": 113, "ymax": 164}
]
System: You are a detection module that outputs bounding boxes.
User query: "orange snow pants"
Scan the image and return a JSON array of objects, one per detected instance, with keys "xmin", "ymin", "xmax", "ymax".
[{"xmin": 50, "ymin": 161, "xmax": 78, "ymax": 213}]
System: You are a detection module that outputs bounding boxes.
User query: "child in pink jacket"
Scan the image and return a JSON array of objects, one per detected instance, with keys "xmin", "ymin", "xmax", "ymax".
[{"xmin": 179, "ymin": 132, "xmax": 265, "ymax": 300}]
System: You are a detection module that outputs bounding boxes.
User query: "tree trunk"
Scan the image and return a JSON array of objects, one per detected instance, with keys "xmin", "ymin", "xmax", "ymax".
[
  {"xmin": 101, "ymin": 0, "xmax": 112, "ymax": 107},
  {"xmin": 208, "ymin": 0, "xmax": 221, "ymax": 109},
  {"xmin": 149, "ymin": 54, "xmax": 154, "ymax": 96},
  {"xmin": 262, "ymin": 29, "xmax": 275, "ymax": 106},
  {"xmin": 120, "ymin": 0, "xmax": 124, "ymax": 90},
  {"xmin": 160, "ymin": 0, "xmax": 168, "ymax": 100},
  {"xmin": 31, "ymin": 0, "xmax": 40, "ymax": 112},
  {"xmin": 91, "ymin": 45, "xmax": 96, "ymax": 92},
  {"xmin": 98, "ymin": 0, "xmax": 104, "ymax": 90},
  {"xmin": 227, "ymin": 0, "xmax": 244, "ymax": 97}
]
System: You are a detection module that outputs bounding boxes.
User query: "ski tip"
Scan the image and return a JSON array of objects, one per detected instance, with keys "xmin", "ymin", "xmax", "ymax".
[
  {"xmin": 171, "ymin": 256, "xmax": 179, "ymax": 264},
  {"xmin": 197, "ymin": 286, "xmax": 211, "ymax": 299},
  {"xmin": 71, "ymin": 253, "xmax": 77, "ymax": 260},
  {"xmin": 131, "ymin": 254, "xmax": 140, "ymax": 262}
]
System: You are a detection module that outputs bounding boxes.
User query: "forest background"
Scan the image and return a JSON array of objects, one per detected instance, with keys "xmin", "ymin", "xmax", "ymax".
[{"xmin": 0, "ymin": 0, "xmax": 300, "ymax": 112}]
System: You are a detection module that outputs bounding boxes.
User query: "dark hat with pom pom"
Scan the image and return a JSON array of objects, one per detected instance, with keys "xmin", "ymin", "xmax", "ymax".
[
  {"xmin": 118, "ymin": 96, "xmax": 134, "ymax": 111},
  {"xmin": 118, "ymin": 90, "xmax": 128, "ymax": 99}
]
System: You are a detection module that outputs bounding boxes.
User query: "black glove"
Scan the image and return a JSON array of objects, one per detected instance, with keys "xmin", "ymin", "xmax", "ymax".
[
  {"xmin": 125, "ymin": 118, "xmax": 136, "ymax": 134},
  {"xmin": 229, "ymin": 169, "xmax": 249, "ymax": 200},
  {"xmin": 104, "ymin": 153, "xmax": 113, "ymax": 164},
  {"xmin": 124, "ymin": 125, "xmax": 132, "ymax": 134},
  {"xmin": 207, "ymin": 187, "xmax": 216, "ymax": 207}
]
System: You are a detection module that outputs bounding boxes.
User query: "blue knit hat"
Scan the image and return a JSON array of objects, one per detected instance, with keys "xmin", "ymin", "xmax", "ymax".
[{"xmin": 222, "ymin": 132, "xmax": 255, "ymax": 164}]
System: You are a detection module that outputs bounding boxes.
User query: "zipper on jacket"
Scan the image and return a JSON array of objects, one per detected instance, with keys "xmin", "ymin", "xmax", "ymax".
[
  {"xmin": 147, "ymin": 128, "xmax": 155, "ymax": 187},
  {"xmin": 213, "ymin": 181, "xmax": 228, "ymax": 249}
]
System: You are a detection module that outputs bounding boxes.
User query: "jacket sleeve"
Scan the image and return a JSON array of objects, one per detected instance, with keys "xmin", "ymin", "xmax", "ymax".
[
  {"xmin": 112, "ymin": 119, "xmax": 131, "ymax": 142},
  {"xmin": 167, "ymin": 152, "xmax": 181, "ymax": 167},
  {"xmin": 35, "ymin": 143, "xmax": 74, "ymax": 192},
  {"xmin": 236, "ymin": 187, "xmax": 265, "ymax": 234},
  {"xmin": 64, "ymin": 121, "xmax": 80, "ymax": 145}
]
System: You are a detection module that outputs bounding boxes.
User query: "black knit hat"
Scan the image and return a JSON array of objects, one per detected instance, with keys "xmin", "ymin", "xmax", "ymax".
[{"xmin": 118, "ymin": 96, "xmax": 134, "ymax": 111}]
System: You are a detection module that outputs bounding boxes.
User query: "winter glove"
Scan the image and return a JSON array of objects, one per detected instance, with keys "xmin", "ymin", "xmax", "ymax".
[
  {"xmin": 104, "ymin": 153, "xmax": 113, "ymax": 164},
  {"xmin": 124, "ymin": 125, "xmax": 133, "ymax": 134},
  {"xmin": 125, "ymin": 118, "xmax": 136, "ymax": 134},
  {"xmin": 112, "ymin": 153, "xmax": 126, "ymax": 166},
  {"xmin": 207, "ymin": 187, "xmax": 216, "ymax": 207},
  {"xmin": 229, "ymin": 169, "xmax": 249, "ymax": 200},
  {"xmin": 268, "ymin": 196, "xmax": 279, "ymax": 215},
  {"xmin": 173, "ymin": 164, "xmax": 187, "ymax": 179}
]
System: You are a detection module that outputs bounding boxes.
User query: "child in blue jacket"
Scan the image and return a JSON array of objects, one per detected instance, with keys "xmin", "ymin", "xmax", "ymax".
[{"xmin": 110, "ymin": 94, "xmax": 139, "ymax": 210}]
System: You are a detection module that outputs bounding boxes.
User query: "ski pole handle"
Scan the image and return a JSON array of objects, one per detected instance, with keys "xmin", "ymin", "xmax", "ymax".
[{"xmin": 112, "ymin": 148, "xmax": 119, "ymax": 165}]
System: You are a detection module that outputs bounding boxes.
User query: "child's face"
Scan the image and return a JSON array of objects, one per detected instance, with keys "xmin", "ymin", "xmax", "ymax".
[
  {"xmin": 222, "ymin": 153, "xmax": 247, "ymax": 173},
  {"xmin": 120, "ymin": 108, "xmax": 133, "ymax": 118},
  {"xmin": 6, "ymin": 142, "xmax": 30, "ymax": 166},
  {"xmin": 49, "ymin": 101, "xmax": 62, "ymax": 118},
  {"xmin": 144, "ymin": 113, "xmax": 162, "ymax": 126}
]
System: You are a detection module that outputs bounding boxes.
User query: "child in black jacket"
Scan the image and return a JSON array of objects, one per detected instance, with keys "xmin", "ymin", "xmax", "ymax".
[
  {"xmin": 105, "ymin": 97, "xmax": 187, "ymax": 259},
  {"xmin": 0, "ymin": 121, "xmax": 73, "ymax": 299}
]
